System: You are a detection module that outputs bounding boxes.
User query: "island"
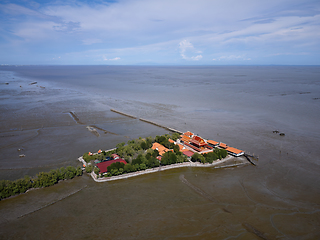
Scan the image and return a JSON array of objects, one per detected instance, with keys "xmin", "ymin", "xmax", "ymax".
[
  {"xmin": 0, "ymin": 130, "xmax": 252, "ymax": 200},
  {"xmin": 79, "ymin": 131, "xmax": 249, "ymax": 182}
]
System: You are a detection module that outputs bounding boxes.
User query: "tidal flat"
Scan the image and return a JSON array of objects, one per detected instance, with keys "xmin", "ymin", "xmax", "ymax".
[{"xmin": 0, "ymin": 66, "xmax": 320, "ymax": 239}]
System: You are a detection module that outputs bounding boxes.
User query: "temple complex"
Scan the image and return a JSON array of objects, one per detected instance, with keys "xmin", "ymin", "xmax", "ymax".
[{"xmin": 176, "ymin": 131, "xmax": 244, "ymax": 157}]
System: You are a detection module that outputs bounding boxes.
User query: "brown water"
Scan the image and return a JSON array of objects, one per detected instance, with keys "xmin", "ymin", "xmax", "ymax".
[{"xmin": 0, "ymin": 66, "xmax": 319, "ymax": 239}]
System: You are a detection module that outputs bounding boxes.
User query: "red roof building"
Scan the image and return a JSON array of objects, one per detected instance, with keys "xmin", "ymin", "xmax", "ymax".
[
  {"xmin": 190, "ymin": 135, "xmax": 207, "ymax": 147},
  {"xmin": 183, "ymin": 150, "xmax": 194, "ymax": 157},
  {"xmin": 96, "ymin": 159, "xmax": 127, "ymax": 174}
]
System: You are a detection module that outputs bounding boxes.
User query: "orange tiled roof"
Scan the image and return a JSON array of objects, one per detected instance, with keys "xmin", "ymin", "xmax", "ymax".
[
  {"xmin": 180, "ymin": 135, "xmax": 191, "ymax": 143},
  {"xmin": 190, "ymin": 135, "xmax": 207, "ymax": 147},
  {"xmin": 219, "ymin": 142, "xmax": 228, "ymax": 149},
  {"xmin": 168, "ymin": 139, "xmax": 174, "ymax": 143},
  {"xmin": 207, "ymin": 140, "xmax": 219, "ymax": 146},
  {"xmin": 98, "ymin": 149, "xmax": 102, "ymax": 154},
  {"xmin": 225, "ymin": 146, "xmax": 243, "ymax": 154},
  {"xmin": 152, "ymin": 142, "xmax": 172, "ymax": 156},
  {"xmin": 184, "ymin": 131, "xmax": 193, "ymax": 137},
  {"xmin": 178, "ymin": 143, "xmax": 186, "ymax": 151}
]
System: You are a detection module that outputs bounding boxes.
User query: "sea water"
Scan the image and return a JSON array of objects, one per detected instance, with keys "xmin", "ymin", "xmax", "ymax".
[{"xmin": 0, "ymin": 65, "xmax": 319, "ymax": 239}]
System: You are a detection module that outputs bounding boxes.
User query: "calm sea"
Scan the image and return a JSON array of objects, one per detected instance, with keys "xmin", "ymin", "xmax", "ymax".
[{"xmin": 0, "ymin": 65, "xmax": 319, "ymax": 239}]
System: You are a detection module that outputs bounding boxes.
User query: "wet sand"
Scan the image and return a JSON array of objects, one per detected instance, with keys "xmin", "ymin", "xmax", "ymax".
[{"xmin": 0, "ymin": 66, "xmax": 320, "ymax": 239}]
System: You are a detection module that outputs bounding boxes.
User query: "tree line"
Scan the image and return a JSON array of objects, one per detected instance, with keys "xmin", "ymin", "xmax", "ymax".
[
  {"xmin": 191, "ymin": 148, "xmax": 228, "ymax": 163},
  {"xmin": 0, "ymin": 166, "xmax": 83, "ymax": 200}
]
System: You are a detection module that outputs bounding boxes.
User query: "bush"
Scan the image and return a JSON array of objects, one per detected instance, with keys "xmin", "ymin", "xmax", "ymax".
[
  {"xmin": 214, "ymin": 148, "xmax": 228, "ymax": 159},
  {"xmin": 0, "ymin": 166, "xmax": 84, "ymax": 200},
  {"xmin": 94, "ymin": 167, "xmax": 100, "ymax": 175},
  {"xmin": 107, "ymin": 162, "xmax": 125, "ymax": 172},
  {"xmin": 85, "ymin": 165, "xmax": 93, "ymax": 173},
  {"xmin": 177, "ymin": 154, "xmax": 187, "ymax": 163},
  {"xmin": 132, "ymin": 154, "xmax": 147, "ymax": 165},
  {"xmin": 124, "ymin": 163, "xmax": 135, "ymax": 173},
  {"xmin": 161, "ymin": 151, "xmax": 177, "ymax": 165},
  {"xmin": 203, "ymin": 152, "xmax": 218, "ymax": 163},
  {"xmin": 191, "ymin": 153, "xmax": 205, "ymax": 163}
]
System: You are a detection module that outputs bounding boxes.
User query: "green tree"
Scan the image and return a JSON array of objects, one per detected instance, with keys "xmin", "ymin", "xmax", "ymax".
[
  {"xmin": 147, "ymin": 157, "xmax": 160, "ymax": 167},
  {"xmin": 161, "ymin": 151, "xmax": 177, "ymax": 165},
  {"xmin": 76, "ymin": 166, "xmax": 83, "ymax": 176},
  {"xmin": 60, "ymin": 167, "xmax": 67, "ymax": 179},
  {"xmin": 173, "ymin": 144, "xmax": 180, "ymax": 154},
  {"xmin": 85, "ymin": 165, "xmax": 93, "ymax": 173},
  {"xmin": 214, "ymin": 149, "xmax": 228, "ymax": 159},
  {"xmin": 132, "ymin": 154, "xmax": 147, "ymax": 165},
  {"xmin": 191, "ymin": 153, "xmax": 205, "ymax": 163},
  {"xmin": 94, "ymin": 166, "xmax": 100, "ymax": 175},
  {"xmin": 177, "ymin": 154, "xmax": 187, "ymax": 163},
  {"xmin": 139, "ymin": 163, "xmax": 147, "ymax": 170},
  {"xmin": 124, "ymin": 163, "xmax": 135, "ymax": 173},
  {"xmin": 203, "ymin": 152, "xmax": 218, "ymax": 163},
  {"xmin": 171, "ymin": 132, "xmax": 180, "ymax": 141}
]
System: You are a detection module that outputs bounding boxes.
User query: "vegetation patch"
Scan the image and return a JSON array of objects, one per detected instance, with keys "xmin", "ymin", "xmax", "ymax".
[{"xmin": 0, "ymin": 166, "xmax": 83, "ymax": 200}]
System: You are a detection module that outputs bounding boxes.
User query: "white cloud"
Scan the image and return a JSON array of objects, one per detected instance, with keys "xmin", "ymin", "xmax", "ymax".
[
  {"xmin": 191, "ymin": 55, "xmax": 203, "ymax": 61},
  {"xmin": 0, "ymin": 0, "xmax": 319, "ymax": 64},
  {"xmin": 179, "ymin": 40, "xmax": 203, "ymax": 61},
  {"xmin": 103, "ymin": 56, "xmax": 120, "ymax": 61}
]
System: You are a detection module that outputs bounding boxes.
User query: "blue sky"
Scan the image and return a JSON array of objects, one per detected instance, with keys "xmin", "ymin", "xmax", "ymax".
[{"xmin": 0, "ymin": 0, "xmax": 319, "ymax": 65}]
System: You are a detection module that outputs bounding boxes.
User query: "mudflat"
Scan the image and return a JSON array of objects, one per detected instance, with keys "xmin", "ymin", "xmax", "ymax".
[{"xmin": 0, "ymin": 66, "xmax": 319, "ymax": 239}]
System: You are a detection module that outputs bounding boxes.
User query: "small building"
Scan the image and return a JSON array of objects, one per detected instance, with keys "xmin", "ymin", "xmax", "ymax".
[
  {"xmin": 190, "ymin": 135, "xmax": 207, "ymax": 148},
  {"xmin": 207, "ymin": 140, "xmax": 219, "ymax": 147},
  {"xmin": 111, "ymin": 154, "xmax": 120, "ymax": 160},
  {"xmin": 183, "ymin": 131, "xmax": 193, "ymax": 137},
  {"xmin": 98, "ymin": 149, "xmax": 102, "ymax": 154},
  {"xmin": 152, "ymin": 142, "xmax": 172, "ymax": 156},
  {"xmin": 218, "ymin": 142, "xmax": 228, "ymax": 149},
  {"xmin": 225, "ymin": 146, "xmax": 244, "ymax": 157},
  {"xmin": 180, "ymin": 135, "xmax": 191, "ymax": 143},
  {"xmin": 88, "ymin": 152, "xmax": 93, "ymax": 156},
  {"xmin": 177, "ymin": 143, "xmax": 186, "ymax": 152},
  {"xmin": 96, "ymin": 159, "xmax": 127, "ymax": 174},
  {"xmin": 182, "ymin": 150, "xmax": 194, "ymax": 158}
]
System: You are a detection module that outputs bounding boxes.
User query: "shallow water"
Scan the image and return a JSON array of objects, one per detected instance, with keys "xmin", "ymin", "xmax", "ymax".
[{"xmin": 0, "ymin": 66, "xmax": 319, "ymax": 239}]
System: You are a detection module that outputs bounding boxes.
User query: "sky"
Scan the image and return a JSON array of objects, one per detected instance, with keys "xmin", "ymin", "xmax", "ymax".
[{"xmin": 0, "ymin": 0, "xmax": 319, "ymax": 65}]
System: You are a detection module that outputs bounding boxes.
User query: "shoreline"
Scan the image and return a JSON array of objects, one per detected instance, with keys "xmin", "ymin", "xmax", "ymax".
[{"xmin": 90, "ymin": 155, "xmax": 249, "ymax": 182}]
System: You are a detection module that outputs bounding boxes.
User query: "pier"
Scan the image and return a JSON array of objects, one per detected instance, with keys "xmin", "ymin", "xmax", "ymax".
[
  {"xmin": 110, "ymin": 109, "xmax": 137, "ymax": 119},
  {"xmin": 139, "ymin": 118, "xmax": 182, "ymax": 133},
  {"xmin": 110, "ymin": 108, "xmax": 183, "ymax": 134},
  {"xmin": 244, "ymin": 153, "xmax": 256, "ymax": 166}
]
